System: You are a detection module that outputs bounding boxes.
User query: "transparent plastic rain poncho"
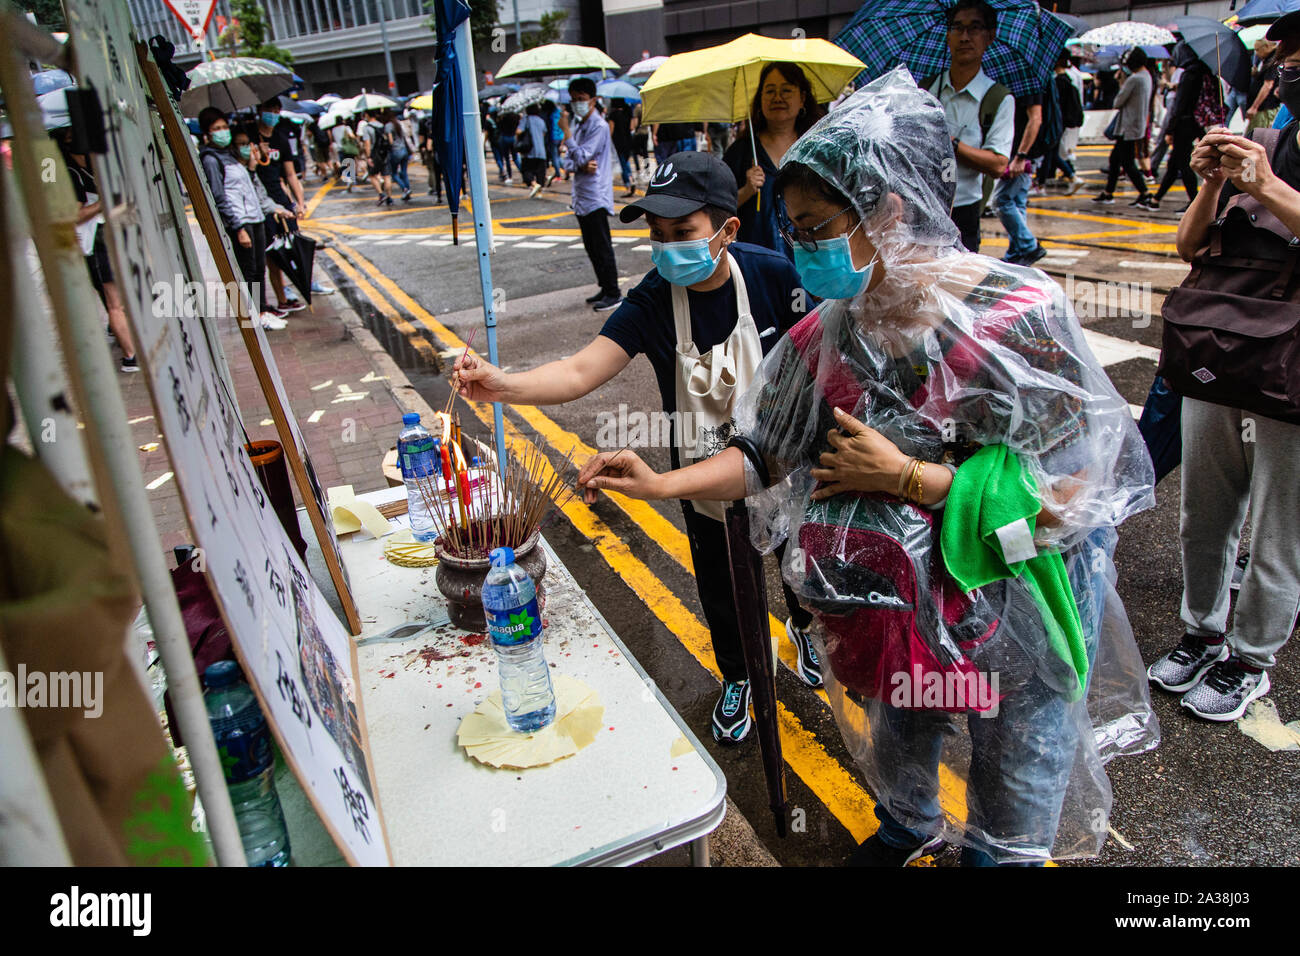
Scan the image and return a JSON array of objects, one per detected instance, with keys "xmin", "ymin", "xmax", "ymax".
[{"xmin": 734, "ymin": 67, "xmax": 1160, "ymax": 862}]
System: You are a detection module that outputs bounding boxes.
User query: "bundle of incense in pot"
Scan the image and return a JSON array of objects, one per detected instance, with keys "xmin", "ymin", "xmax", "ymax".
[{"xmin": 409, "ymin": 432, "xmax": 578, "ymax": 560}]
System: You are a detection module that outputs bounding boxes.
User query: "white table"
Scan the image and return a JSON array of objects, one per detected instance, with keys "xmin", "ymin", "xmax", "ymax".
[{"xmin": 338, "ymin": 486, "xmax": 726, "ymax": 866}]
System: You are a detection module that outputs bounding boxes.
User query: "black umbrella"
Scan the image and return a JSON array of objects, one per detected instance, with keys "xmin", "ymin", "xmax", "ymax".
[
  {"xmin": 281, "ymin": 94, "xmax": 325, "ymax": 116},
  {"xmin": 266, "ymin": 223, "xmax": 316, "ymax": 305},
  {"xmin": 724, "ymin": 496, "xmax": 788, "ymax": 837},
  {"xmin": 1167, "ymin": 16, "xmax": 1252, "ymax": 92},
  {"xmin": 1052, "ymin": 12, "xmax": 1091, "ymax": 38}
]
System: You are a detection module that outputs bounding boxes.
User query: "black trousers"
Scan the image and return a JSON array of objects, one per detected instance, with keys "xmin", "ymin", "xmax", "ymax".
[
  {"xmin": 950, "ymin": 201, "xmax": 982, "ymax": 253},
  {"xmin": 682, "ymin": 501, "xmax": 813, "ymax": 683},
  {"xmin": 1105, "ymin": 138, "xmax": 1148, "ymax": 196},
  {"xmin": 576, "ymin": 208, "xmax": 620, "ymax": 298},
  {"xmin": 521, "ymin": 157, "xmax": 547, "ymax": 186},
  {"xmin": 228, "ymin": 219, "xmax": 267, "ymax": 311},
  {"xmin": 1155, "ymin": 122, "xmax": 1200, "ymax": 202}
]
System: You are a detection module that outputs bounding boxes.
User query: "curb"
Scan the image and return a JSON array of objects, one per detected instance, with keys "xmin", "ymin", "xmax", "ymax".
[{"xmin": 333, "ymin": 298, "xmax": 442, "ymax": 429}]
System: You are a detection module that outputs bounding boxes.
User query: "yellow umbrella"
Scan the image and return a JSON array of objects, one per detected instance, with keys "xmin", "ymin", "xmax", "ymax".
[
  {"xmin": 639, "ymin": 33, "xmax": 865, "ymax": 124},
  {"xmin": 409, "ymin": 93, "xmax": 434, "ymax": 110},
  {"xmin": 639, "ymin": 34, "xmax": 865, "ymax": 210}
]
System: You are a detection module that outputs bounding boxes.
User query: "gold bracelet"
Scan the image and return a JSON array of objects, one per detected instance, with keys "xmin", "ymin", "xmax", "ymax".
[
  {"xmin": 899, "ymin": 457, "xmax": 920, "ymax": 502},
  {"xmin": 914, "ymin": 461, "xmax": 926, "ymax": 504}
]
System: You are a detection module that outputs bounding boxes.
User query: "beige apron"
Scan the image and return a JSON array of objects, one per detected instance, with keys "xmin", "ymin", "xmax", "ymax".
[{"xmin": 672, "ymin": 251, "xmax": 762, "ymax": 521}]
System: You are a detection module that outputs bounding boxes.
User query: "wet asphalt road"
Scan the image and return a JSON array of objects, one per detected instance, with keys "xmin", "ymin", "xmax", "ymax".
[{"xmin": 306, "ymin": 146, "xmax": 1299, "ymax": 867}]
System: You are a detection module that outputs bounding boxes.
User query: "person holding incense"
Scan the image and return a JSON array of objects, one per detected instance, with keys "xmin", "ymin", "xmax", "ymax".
[
  {"xmin": 575, "ymin": 69, "xmax": 1158, "ymax": 866},
  {"xmin": 451, "ymin": 150, "xmax": 822, "ymax": 746}
]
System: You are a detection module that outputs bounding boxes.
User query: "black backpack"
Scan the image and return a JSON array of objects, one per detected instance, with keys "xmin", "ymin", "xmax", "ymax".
[
  {"xmin": 1056, "ymin": 73, "xmax": 1084, "ymax": 129},
  {"xmin": 516, "ymin": 118, "xmax": 534, "ymax": 155},
  {"xmin": 369, "ymin": 122, "xmax": 391, "ymax": 165},
  {"xmin": 1027, "ymin": 77, "xmax": 1064, "ymax": 160}
]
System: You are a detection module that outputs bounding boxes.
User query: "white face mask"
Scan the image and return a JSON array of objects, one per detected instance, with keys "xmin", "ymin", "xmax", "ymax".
[{"xmin": 573, "ymin": 99, "xmax": 591, "ymax": 119}]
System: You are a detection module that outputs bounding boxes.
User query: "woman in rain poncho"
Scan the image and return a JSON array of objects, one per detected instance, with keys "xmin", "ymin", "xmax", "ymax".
[{"xmin": 578, "ymin": 67, "xmax": 1161, "ymax": 865}]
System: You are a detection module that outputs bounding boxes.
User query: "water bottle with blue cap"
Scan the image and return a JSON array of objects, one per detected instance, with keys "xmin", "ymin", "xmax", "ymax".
[
  {"xmin": 397, "ymin": 412, "xmax": 437, "ymax": 541},
  {"xmin": 482, "ymin": 546, "xmax": 555, "ymax": 732}
]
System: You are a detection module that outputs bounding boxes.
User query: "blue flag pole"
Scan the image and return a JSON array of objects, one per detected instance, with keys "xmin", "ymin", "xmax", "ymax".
[{"xmin": 453, "ymin": 19, "xmax": 508, "ymax": 470}]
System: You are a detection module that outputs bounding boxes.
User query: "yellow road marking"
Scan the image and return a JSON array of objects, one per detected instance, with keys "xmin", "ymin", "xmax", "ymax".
[
  {"xmin": 328, "ymin": 234, "xmax": 980, "ymax": 853},
  {"xmin": 322, "ymin": 249, "xmax": 437, "ymax": 364},
  {"xmin": 302, "ymin": 178, "xmax": 335, "ymax": 220}
]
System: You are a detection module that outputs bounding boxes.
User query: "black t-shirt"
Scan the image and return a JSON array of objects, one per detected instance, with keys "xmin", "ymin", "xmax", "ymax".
[
  {"xmin": 1011, "ymin": 92, "xmax": 1044, "ymax": 156},
  {"xmin": 656, "ymin": 122, "xmax": 700, "ymax": 142},
  {"xmin": 251, "ymin": 121, "xmax": 296, "ymax": 206},
  {"xmin": 599, "ymin": 242, "xmax": 808, "ymax": 423},
  {"xmin": 609, "ymin": 104, "xmax": 633, "ymax": 152}
]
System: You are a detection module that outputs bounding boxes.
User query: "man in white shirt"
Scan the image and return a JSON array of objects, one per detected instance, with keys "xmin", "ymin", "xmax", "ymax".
[{"xmin": 926, "ymin": 0, "xmax": 1015, "ymax": 253}]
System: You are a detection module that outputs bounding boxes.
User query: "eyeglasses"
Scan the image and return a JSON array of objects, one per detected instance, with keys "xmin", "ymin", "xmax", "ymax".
[
  {"xmin": 947, "ymin": 23, "xmax": 989, "ymax": 36},
  {"xmin": 779, "ymin": 204, "xmax": 856, "ymax": 252}
]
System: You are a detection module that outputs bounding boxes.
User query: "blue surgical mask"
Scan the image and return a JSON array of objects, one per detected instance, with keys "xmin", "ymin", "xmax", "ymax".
[
  {"xmin": 651, "ymin": 224, "xmax": 725, "ymax": 287},
  {"xmin": 573, "ymin": 100, "xmax": 591, "ymax": 119},
  {"xmin": 793, "ymin": 219, "xmax": 877, "ymax": 300},
  {"xmin": 262, "ymin": 111, "xmax": 281, "ymax": 128},
  {"xmin": 210, "ymin": 128, "xmax": 232, "ymax": 148},
  {"xmin": 238, "ymin": 145, "xmax": 252, "ymax": 160}
]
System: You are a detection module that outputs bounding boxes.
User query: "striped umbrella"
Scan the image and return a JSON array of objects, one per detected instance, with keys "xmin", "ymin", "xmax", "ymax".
[{"xmin": 834, "ymin": 0, "xmax": 1076, "ymax": 98}]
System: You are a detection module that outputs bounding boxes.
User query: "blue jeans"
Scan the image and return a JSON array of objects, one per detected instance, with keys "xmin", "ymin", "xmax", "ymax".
[
  {"xmin": 389, "ymin": 152, "xmax": 410, "ymax": 193},
  {"xmin": 616, "ymin": 149, "xmax": 632, "ymax": 187},
  {"xmin": 994, "ymin": 169, "xmax": 1037, "ymax": 260},
  {"xmin": 498, "ymin": 136, "xmax": 515, "ymax": 178},
  {"xmin": 874, "ymin": 530, "xmax": 1113, "ymax": 866}
]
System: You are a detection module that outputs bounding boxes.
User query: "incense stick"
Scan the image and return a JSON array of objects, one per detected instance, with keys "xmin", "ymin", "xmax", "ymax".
[{"xmin": 444, "ymin": 329, "xmax": 478, "ymax": 417}]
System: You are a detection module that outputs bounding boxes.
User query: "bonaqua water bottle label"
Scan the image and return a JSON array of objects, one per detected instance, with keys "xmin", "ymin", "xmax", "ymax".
[
  {"xmin": 214, "ymin": 723, "xmax": 273, "ymax": 783},
  {"xmin": 487, "ymin": 598, "xmax": 542, "ymax": 647}
]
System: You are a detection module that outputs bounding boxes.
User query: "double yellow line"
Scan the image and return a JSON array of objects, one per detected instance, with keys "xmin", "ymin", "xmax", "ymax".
[{"xmin": 313, "ymin": 225, "xmax": 988, "ymax": 856}]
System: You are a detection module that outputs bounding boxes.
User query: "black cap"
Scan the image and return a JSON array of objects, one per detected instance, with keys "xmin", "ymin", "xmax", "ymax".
[
  {"xmin": 1267, "ymin": 11, "xmax": 1300, "ymax": 41},
  {"xmin": 619, "ymin": 151, "xmax": 738, "ymax": 223}
]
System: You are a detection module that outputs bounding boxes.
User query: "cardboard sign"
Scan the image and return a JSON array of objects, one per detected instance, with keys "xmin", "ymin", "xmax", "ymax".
[
  {"xmin": 163, "ymin": 0, "xmax": 217, "ymax": 40},
  {"xmin": 61, "ymin": 0, "xmax": 389, "ymax": 865}
]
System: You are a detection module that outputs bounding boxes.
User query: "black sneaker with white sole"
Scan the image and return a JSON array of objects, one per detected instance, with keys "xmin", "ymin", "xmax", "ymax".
[
  {"xmin": 584, "ymin": 291, "xmax": 604, "ymax": 304},
  {"xmin": 786, "ymin": 617, "xmax": 823, "ymax": 688},
  {"xmin": 1147, "ymin": 633, "xmax": 1230, "ymax": 692},
  {"xmin": 592, "ymin": 294, "xmax": 624, "ymax": 312},
  {"xmin": 846, "ymin": 833, "xmax": 944, "ymax": 866},
  {"xmin": 1181, "ymin": 658, "xmax": 1270, "ymax": 721},
  {"xmin": 711, "ymin": 679, "xmax": 752, "ymax": 745}
]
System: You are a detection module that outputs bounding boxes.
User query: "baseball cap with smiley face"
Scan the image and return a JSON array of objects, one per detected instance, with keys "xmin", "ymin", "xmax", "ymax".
[{"xmin": 619, "ymin": 150, "xmax": 739, "ymax": 223}]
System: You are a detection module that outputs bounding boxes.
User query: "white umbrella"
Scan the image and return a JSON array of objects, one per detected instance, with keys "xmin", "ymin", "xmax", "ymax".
[
  {"xmin": 317, "ymin": 93, "xmax": 343, "ymax": 104},
  {"xmin": 1077, "ymin": 21, "xmax": 1176, "ymax": 47},
  {"xmin": 348, "ymin": 92, "xmax": 399, "ymax": 113},
  {"xmin": 626, "ymin": 55, "xmax": 668, "ymax": 77}
]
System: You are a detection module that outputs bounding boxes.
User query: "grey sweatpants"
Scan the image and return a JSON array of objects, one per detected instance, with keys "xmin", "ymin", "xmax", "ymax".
[{"xmin": 1179, "ymin": 398, "xmax": 1300, "ymax": 668}]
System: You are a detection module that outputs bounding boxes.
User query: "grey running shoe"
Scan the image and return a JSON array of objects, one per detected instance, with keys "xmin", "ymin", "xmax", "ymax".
[
  {"xmin": 1181, "ymin": 658, "xmax": 1271, "ymax": 722},
  {"xmin": 711, "ymin": 679, "xmax": 752, "ymax": 745},
  {"xmin": 1148, "ymin": 633, "xmax": 1230, "ymax": 692},
  {"xmin": 786, "ymin": 617, "xmax": 823, "ymax": 688}
]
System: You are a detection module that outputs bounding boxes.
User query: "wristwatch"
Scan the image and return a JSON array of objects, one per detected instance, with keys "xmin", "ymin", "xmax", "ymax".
[{"xmin": 1015, "ymin": 151, "xmax": 1029, "ymax": 159}]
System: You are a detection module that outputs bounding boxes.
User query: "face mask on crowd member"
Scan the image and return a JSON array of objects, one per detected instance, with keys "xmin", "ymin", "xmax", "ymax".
[
  {"xmin": 787, "ymin": 211, "xmax": 880, "ymax": 300},
  {"xmin": 261, "ymin": 103, "xmax": 281, "ymax": 128},
  {"xmin": 572, "ymin": 97, "xmax": 592, "ymax": 119},
  {"xmin": 1277, "ymin": 60, "xmax": 1300, "ymax": 116},
  {"xmin": 618, "ymin": 151, "xmax": 742, "ymax": 289},
  {"xmin": 648, "ymin": 217, "xmax": 731, "ymax": 286}
]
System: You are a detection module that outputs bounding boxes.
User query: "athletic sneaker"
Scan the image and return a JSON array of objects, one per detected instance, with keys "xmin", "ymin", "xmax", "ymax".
[
  {"xmin": 1181, "ymin": 657, "xmax": 1271, "ymax": 721},
  {"xmin": 311, "ymin": 280, "xmax": 335, "ymax": 295},
  {"xmin": 1009, "ymin": 243, "xmax": 1047, "ymax": 266},
  {"xmin": 529, "ymin": 183, "xmax": 542, "ymax": 198},
  {"xmin": 1136, "ymin": 195, "xmax": 1160, "ymax": 210},
  {"xmin": 120, "ymin": 354, "xmax": 139, "ymax": 372},
  {"xmin": 1092, "ymin": 191, "xmax": 1115, "ymax": 204},
  {"xmin": 1028, "ymin": 185, "xmax": 1046, "ymax": 198},
  {"xmin": 277, "ymin": 299, "xmax": 307, "ymax": 313},
  {"xmin": 1065, "ymin": 177, "xmax": 1085, "ymax": 196},
  {"xmin": 592, "ymin": 294, "xmax": 623, "ymax": 312},
  {"xmin": 584, "ymin": 291, "xmax": 604, "ymax": 304},
  {"xmin": 1147, "ymin": 633, "xmax": 1230, "ymax": 692},
  {"xmin": 258, "ymin": 312, "xmax": 288, "ymax": 330},
  {"xmin": 847, "ymin": 834, "xmax": 945, "ymax": 867},
  {"xmin": 711, "ymin": 679, "xmax": 752, "ymax": 744},
  {"xmin": 786, "ymin": 617, "xmax": 823, "ymax": 688},
  {"xmin": 263, "ymin": 306, "xmax": 290, "ymax": 320}
]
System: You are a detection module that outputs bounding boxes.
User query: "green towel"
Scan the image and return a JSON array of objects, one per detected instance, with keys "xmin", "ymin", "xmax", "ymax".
[{"xmin": 940, "ymin": 444, "xmax": 1087, "ymax": 700}]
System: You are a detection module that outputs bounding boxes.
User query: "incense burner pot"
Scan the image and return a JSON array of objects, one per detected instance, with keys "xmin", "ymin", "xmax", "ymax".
[{"xmin": 434, "ymin": 531, "xmax": 547, "ymax": 631}]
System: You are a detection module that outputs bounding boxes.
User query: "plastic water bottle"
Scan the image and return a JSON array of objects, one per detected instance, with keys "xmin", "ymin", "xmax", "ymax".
[
  {"xmin": 398, "ymin": 412, "xmax": 437, "ymax": 541},
  {"xmin": 482, "ymin": 547, "xmax": 556, "ymax": 732},
  {"xmin": 203, "ymin": 661, "xmax": 291, "ymax": 867}
]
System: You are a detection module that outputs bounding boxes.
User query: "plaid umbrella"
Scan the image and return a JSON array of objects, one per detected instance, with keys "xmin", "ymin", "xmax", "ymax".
[
  {"xmin": 1077, "ymin": 21, "xmax": 1176, "ymax": 47},
  {"xmin": 834, "ymin": 0, "xmax": 1075, "ymax": 98}
]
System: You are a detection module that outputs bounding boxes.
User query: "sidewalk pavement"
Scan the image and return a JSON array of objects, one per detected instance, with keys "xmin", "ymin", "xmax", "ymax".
[{"xmin": 119, "ymin": 277, "xmax": 420, "ymax": 559}]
